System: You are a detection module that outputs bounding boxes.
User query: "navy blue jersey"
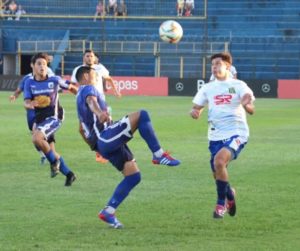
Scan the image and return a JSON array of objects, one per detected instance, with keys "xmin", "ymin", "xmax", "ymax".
[
  {"xmin": 76, "ymin": 85, "xmax": 108, "ymax": 149},
  {"xmin": 23, "ymin": 75, "xmax": 69, "ymax": 123}
]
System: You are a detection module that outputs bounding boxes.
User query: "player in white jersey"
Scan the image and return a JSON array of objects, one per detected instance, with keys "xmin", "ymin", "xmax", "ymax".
[
  {"xmin": 71, "ymin": 49, "xmax": 121, "ymax": 163},
  {"xmin": 190, "ymin": 52, "xmax": 255, "ymax": 219},
  {"xmin": 71, "ymin": 49, "xmax": 121, "ymax": 100}
]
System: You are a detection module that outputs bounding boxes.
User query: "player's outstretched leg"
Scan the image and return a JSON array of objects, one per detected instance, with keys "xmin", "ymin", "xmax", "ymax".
[
  {"xmin": 136, "ymin": 110, "xmax": 180, "ymax": 166},
  {"xmin": 99, "ymin": 171, "xmax": 141, "ymax": 229}
]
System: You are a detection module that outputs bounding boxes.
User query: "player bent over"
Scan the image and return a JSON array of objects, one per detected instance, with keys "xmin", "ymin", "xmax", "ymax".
[
  {"xmin": 190, "ymin": 52, "xmax": 255, "ymax": 219},
  {"xmin": 23, "ymin": 52, "xmax": 77, "ymax": 186},
  {"xmin": 76, "ymin": 66, "xmax": 180, "ymax": 228}
]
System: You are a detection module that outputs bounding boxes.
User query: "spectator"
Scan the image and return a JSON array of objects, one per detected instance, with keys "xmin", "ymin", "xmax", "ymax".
[
  {"xmin": 15, "ymin": 4, "xmax": 25, "ymax": 21},
  {"xmin": 94, "ymin": 0, "xmax": 105, "ymax": 21},
  {"xmin": 184, "ymin": 0, "xmax": 194, "ymax": 17},
  {"xmin": 177, "ymin": 0, "xmax": 185, "ymax": 17},
  {"xmin": 115, "ymin": 0, "xmax": 127, "ymax": 16},
  {"xmin": 7, "ymin": 0, "xmax": 17, "ymax": 20},
  {"xmin": 106, "ymin": 0, "xmax": 117, "ymax": 16}
]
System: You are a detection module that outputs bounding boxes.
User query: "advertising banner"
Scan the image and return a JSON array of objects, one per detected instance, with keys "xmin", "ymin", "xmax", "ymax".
[
  {"xmin": 0, "ymin": 75, "xmax": 23, "ymax": 91},
  {"xmin": 168, "ymin": 78, "xmax": 208, "ymax": 96},
  {"xmin": 278, "ymin": 80, "xmax": 300, "ymax": 99},
  {"xmin": 106, "ymin": 77, "xmax": 168, "ymax": 96},
  {"xmin": 169, "ymin": 78, "xmax": 278, "ymax": 98}
]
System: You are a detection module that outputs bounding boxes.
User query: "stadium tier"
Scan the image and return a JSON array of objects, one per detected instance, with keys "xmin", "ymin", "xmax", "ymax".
[{"xmin": 1, "ymin": 0, "xmax": 300, "ymax": 79}]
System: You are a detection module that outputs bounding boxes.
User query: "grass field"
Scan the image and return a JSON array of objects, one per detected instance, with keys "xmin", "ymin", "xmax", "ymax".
[{"xmin": 1, "ymin": 92, "xmax": 300, "ymax": 251}]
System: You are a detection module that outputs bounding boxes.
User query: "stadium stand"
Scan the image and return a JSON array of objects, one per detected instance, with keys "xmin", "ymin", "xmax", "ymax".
[{"xmin": 1, "ymin": 0, "xmax": 300, "ymax": 79}]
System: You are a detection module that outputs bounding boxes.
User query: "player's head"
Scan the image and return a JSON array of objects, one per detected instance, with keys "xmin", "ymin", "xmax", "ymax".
[
  {"xmin": 76, "ymin": 66, "xmax": 96, "ymax": 85},
  {"xmin": 31, "ymin": 52, "xmax": 49, "ymax": 79},
  {"xmin": 83, "ymin": 49, "xmax": 96, "ymax": 66},
  {"xmin": 211, "ymin": 52, "xmax": 232, "ymax": 80}
]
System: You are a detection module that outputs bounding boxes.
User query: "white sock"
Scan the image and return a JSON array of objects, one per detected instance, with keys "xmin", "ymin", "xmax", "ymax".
[
  {"xmin": 154, "ymin": 149, "xmax": 164, "ymax": 158},
  {"xmin": 105, "ymin": 206, "xmax": 116, "ymax": 214}
]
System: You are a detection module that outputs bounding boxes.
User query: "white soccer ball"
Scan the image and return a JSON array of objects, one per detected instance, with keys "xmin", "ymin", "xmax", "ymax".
[{"xmin": 159, "ymin": 20, "xmax": 183, "ymax": 44}]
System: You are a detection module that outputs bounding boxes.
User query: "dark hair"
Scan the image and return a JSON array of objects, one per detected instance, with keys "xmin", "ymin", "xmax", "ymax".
[
  {"xmin": 211, "ymin": 52, "xmax": 232, "ymax": 65},
  {"xmin": 31, "ymin": 52, "xmax": 49, "ymax": 65},
  {"xmin": 84, "ymin": 49, "xmax": 95, "ymax": 55},
  {"xmin": 76, "ymin": 66, "xmax": 93, "ymax": 82}
]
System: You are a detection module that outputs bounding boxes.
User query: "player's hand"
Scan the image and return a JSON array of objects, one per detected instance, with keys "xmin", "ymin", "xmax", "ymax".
[
  {"xmin": 34, "ymin": 95, "xmax": 51, "ymax": 108},
  {"xmin": 115, "ymin": 91, "xmax": 122, "ymax": 98},
  {"xmin": 98, "ymin": 111, "xmax": 110, "ymax": 123},
  {"xmin": 31, "ymin": 100, "xmax": 39, "ymax": 108},
  {"xmin": 190, "ymin": 108, "xmax": 200, "ymax": 119},
  {"xmin": 9, "ymin": 95, "xmax": 16, "ymax": 102}
]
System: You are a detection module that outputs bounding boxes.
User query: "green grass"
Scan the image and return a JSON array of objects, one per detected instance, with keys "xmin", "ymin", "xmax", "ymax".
[{"xmin": 1, "ymin": 92, "xmax": 300, "ymax": 251}]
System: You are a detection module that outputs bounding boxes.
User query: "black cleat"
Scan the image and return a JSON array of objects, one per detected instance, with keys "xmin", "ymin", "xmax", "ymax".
[
  {"xmin": 65, "ymin": 172, "xmax": 76, "ymax": 186},
  {"xmin": 50, "ymin": 159, "xmax": 60, "ymax": 178},
  {"xmin": 226, "ymin": 188, "xmax": 236, "ymax": 217}
]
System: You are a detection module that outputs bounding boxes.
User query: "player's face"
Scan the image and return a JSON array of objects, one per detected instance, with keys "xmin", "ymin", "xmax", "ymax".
[
  {"xmin": 211, "ymin": 57, "xmax": 229, "ymax": 80},
  {"xmin": 84, "ymin": 52, "xmax": 95, "ymax": 66},
  {"xmin": 33, "ymin": 58, "xmax": 48, "ymax": 79}
]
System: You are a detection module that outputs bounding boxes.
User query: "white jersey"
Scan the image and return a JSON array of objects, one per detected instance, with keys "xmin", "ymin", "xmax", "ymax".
[
  {"xmin": 192, "ymin": 78, "xmax": 255, "ymax": 141},
  {"xmin": 71, "ymin": 63, "xmax": 109, "ymax": 100}
]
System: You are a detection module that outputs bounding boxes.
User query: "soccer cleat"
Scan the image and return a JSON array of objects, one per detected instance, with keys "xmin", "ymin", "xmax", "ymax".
[
  {"xmin": 152, "ymin": 152, "xmax": 181, "ymax": 166},
  {"xmin": 50, "ymin": 159, "xmax": 60, "ymax": 178},
  {"xmin": 226, "ymin": 188, "xmax": 236, "ymax": 217},
  {"xmin": 96, "ymin": 152, "xmax": 108, "ymax": 164},
  {"xmin": 213, "ymin": 205, "xmax": 226, "ymax": 219},
  {"xmin": 40, "ymin": 156, "xmax": 47, "ymax": 165},
  {"xmin": 98, "ymin": 208, "xmax": 123, "ymax": 229},
  {"xmin": 65, "ymin": 171, "xmax": 76, "ymax": 186}
]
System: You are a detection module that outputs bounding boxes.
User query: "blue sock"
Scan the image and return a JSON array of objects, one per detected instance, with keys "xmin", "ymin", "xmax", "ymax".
[
  {"xmin": 226, "ymin": 183, "xmax": 234, "ymax": 201},
  {"xmin": 59, "ymin": 157, "xmax": 71, "ymax": 176},
  {"xmin": 45, "ymin": 150, "xmax": 56, "ymax": 164},
  {"xmin": 108, "ymin": 172, "xmax": 141, "ymax": 209},
  {"xmin": 138, "ymin": 110, "xmax": 161, "ymax": 153},
  {"xmin": 216, "ymin": 179, "xmax": 228, "ymax": 206}
]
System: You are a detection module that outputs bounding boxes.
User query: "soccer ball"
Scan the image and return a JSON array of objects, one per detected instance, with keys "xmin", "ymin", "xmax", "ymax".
[{"xmin": 159, "ymin": 20, "xmax": 183, "ymax": 44}]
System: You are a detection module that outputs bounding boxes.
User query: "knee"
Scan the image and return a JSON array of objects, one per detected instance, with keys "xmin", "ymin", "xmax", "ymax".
[
  {"xmin": 214, "ymin": 157, "xmax": 227, "ymax": 171},
  {"xmin": 139, "ymin": 109, "xmax": 150, "ymax": 123},
  {"xmin": 32, "ymin": 131, "xmax": 43, "ymax": 146}
]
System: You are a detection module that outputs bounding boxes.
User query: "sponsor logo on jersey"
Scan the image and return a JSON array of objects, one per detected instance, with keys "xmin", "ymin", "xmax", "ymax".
[
  {"xmin": 228, "ymin": 87, "xmax": 236, "ymax": 94},
  {"xmin": 214, "ymin": 94, "xmax": 232, "ymax": 105}
]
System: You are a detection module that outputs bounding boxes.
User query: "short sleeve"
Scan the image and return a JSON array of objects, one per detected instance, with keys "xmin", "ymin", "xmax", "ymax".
[
  {"xmin": 82, "ymin": 85, "xmax": 98, "ymax": 103},
  {"xmin": 23, "ymin": 78, "xmax": 32, "ymax": 100},
  {"xmin": 192, "ymin": 85, "xmax": 208, "ymax": 106},
  {"xmin": 71, "ymin": 66, "xmax": 80, "ymax": 83},
  {"xmin": 239, "ymin": 81, "xmax": 255, "ymax": 101}
]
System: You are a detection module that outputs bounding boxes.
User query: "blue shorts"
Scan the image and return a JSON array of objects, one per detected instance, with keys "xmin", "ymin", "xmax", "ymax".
[
  {"xmin": 96, "ymin": 116, "xmax": 134, "ymax": 171},
  {"xmin": 208, "ymin": 135, "xmax": 247, "ymax": 172},
  {"xmin": 35, "ymin": 117, "xmax": 62, "ymax": 140}
]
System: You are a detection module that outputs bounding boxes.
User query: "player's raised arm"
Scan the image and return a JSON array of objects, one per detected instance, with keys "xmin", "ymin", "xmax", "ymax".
[
  {"xmin": 57, "ymin": 76, "xmax": 78, "ymax": 95},
  {"xmin": 104, "ymin": 76, "xmax": 121, "ymax": 98}
]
